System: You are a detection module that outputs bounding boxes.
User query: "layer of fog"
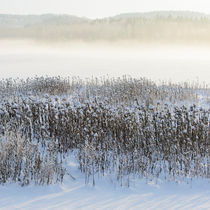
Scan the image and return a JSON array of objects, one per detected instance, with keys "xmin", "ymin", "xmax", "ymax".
[{"xmin": 0, "ymin": 40, "xmax": 210, "ymax": 84}]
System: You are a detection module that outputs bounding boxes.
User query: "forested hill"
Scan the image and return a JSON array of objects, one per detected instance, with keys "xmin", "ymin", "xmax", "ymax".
[{"xmin": 1, "ymin": 11, "xmax": 210, "ymax": 43}]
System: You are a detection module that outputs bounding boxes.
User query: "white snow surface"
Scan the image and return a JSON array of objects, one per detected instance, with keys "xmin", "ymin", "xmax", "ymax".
[{"xmin": 1, "ymin": 155, "xmax": 210, "ymax": 210}]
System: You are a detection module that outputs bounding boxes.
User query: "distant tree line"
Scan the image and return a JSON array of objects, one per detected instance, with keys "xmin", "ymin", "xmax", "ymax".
[{"xmin": 1, "ymin": 13, "xmax": 210, "ymax": 43}]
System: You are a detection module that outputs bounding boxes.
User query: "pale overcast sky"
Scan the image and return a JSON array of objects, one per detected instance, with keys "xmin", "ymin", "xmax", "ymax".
[{"xmin": 1, "ymin": 0, "xmax": 210, "ymax": 18}]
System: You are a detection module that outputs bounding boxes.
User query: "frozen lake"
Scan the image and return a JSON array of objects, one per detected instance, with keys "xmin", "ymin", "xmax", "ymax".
[{"xmin": 0, "ymin": 41, "xmax": 210, "ymax": 84}]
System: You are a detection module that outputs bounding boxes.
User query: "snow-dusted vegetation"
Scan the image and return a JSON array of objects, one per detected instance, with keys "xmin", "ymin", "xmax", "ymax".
[{"xmin": 0, "ymin": 76, "xmax": 209, "ymax": 187}]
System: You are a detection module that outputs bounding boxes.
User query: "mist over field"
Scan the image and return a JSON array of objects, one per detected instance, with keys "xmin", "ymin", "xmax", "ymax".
[
  {"xmin": 0, "ymin": 11, "xmax": 209, "ymax": 84},
  {"xmin": 0, "ymin": 11, "xmax": 210, "ymax": 84},
  {"xmin": 0, "ymin": 39, "xmax": 210, "ymax": 84}
]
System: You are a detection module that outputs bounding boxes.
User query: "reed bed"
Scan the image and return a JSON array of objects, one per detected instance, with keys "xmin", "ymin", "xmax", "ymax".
[{"xmin": 0, "ymin": 76, "xmax": 209, "ymax": 186}]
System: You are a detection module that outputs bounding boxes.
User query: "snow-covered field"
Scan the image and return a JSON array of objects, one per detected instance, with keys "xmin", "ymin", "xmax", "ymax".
[
  {"xmin": 0, "ymin": 42, "xmax": 209, "ymax": 210},
  {"xmin": 1, "ymin": 155, "xmax": 210, "ymax": 210}
]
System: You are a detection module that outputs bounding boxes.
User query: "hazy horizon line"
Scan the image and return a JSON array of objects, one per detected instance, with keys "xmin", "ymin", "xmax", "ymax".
[{"xmin": 1, "ymin": 10, "xmax": 210, "ymax": 20}]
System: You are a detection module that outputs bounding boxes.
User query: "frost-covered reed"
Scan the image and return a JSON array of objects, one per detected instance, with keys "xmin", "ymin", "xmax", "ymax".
[{"xmin": 0, "ymin": 76, "xmax": 209, "ymax": 186}]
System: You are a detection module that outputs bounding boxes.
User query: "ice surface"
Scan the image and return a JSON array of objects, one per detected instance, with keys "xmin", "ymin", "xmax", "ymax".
[{"xmin": 0, "ymin": 41, "xmax": 210, "ymax": 84}]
